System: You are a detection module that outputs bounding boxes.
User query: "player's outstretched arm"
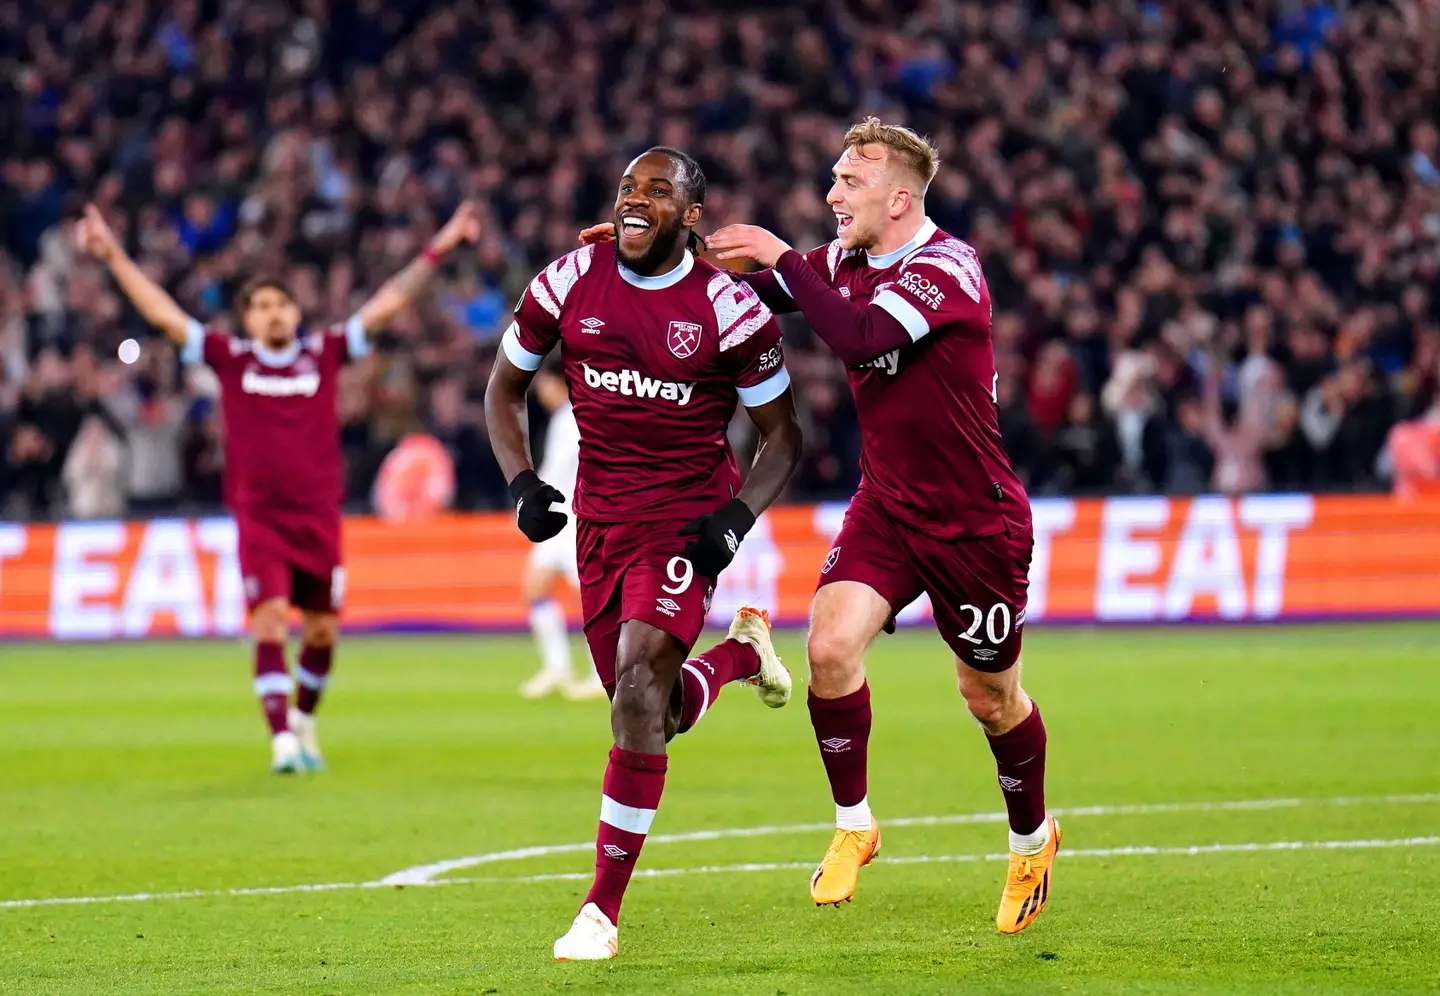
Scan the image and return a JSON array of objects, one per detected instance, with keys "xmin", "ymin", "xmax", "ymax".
[
  {"xmin": 354, "ymin": 201, "xmax": 481, "ymax": 335},
  {"xmin": 485, "ymin": 351, "xmax": 568, "ymax": 542},
  {"xmin": 709, "ymin": 224, "xmax": 913, "ymax": 366},
  {"xmin": 75, "ymin": 203, "xmax": 192, "ymax": 345}
]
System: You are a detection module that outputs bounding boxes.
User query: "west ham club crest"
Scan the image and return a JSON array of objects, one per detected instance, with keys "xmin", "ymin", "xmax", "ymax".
[{"xmin": 667, "ymin": 321, "xmax": 702, "ymax": 359}]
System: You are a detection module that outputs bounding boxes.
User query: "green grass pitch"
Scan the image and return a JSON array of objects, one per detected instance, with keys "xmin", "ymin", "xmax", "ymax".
[{"xmin": 2, "ymin": 624, "xmax": 1438, "ymax": 994}]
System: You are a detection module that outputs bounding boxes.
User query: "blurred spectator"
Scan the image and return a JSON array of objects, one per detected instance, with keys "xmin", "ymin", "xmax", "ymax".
[
  {"xmin": 62, "ymin": 416, "xmax": 125, "ymax": 519},
  {"xmin": 426, "ymin": 375, "xmax": 506, "ymax": 510},
  {"xmin": 100, "ymin": 350, "xmax": 188, "ymax": 513},
  {"xmin": 997, "ymin": 373, "xmax": 1044, "ymax": 490},
  {"xmin": 5, "ymin": 349, "xmax": 84, "ymax": 516},
  {"xmin": 182, "ymin": 398, "xmax": 225, "ymax": 507},
  {"xmin": 1302, "ymin": 361, "xmax": 1394, "ymax": 487},
  {"xmin": 1050, "ymin": 393, "xmax": 1121, "ymax": 495},
  {"xmin": 1101, "ymin": 351, "xmax": 1162, "ymax": 490},
  {"xmin": 1164, "ymin": 395, "xmax": 1216, "ymax": 495},
  {"xmin": 1200, "ymin": 357, "xmax": 1268, "ymax": 494},
  {"xmin": 791, "ymin": 374, "xmax": 861, "ymax": 499},
  {"xmin": 1028, "ymin": 342, "xmax": 1077, "ymax": 440},
  {"xmin": 1264, "ymin": 396, "xmax": 1311, "ymax": 490}
]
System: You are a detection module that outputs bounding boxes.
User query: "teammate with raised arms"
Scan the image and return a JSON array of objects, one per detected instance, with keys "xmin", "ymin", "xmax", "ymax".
[{"xmin": 77, "ymin": 200, "xmax": 481, "ymax": 774}]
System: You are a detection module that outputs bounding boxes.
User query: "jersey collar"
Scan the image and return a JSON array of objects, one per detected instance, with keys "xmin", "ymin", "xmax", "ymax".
[
  {"xmin": 616, "ymin": 250, "xmax": 694, "ymax": 290},
  {"xmin": 865, "ymin": 218, "xmax": 938, "ymax": 269},
  {"xmin": 253, "ymin": 340, "xmax": 303, "ymax": 367}
]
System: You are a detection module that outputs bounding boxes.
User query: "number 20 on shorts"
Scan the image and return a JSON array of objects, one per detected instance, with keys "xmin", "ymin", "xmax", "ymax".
[{"xmin": 956, "ymin": 602, "xmax": 1012, "ymax": 645}]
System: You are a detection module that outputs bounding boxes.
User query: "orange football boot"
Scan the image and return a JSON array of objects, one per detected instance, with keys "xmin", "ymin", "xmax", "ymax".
[
  {"xmin": 809, "ymin": 821, "xmax": 882, "ymax": 906},
  {"xmin": 996, "ymin": 815, "xmax": 1063, "ymax": 933}
]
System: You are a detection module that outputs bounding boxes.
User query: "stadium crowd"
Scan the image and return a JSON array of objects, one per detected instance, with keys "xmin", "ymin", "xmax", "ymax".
[{"xmin": 3, "ymin": 0, "xmax": 1440, "ymax": 519}]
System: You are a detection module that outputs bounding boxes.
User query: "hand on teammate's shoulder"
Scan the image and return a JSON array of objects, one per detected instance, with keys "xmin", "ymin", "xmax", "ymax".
[{"xmin": 578, "ymin": 223, "xmax": 616, "ymax": 245}]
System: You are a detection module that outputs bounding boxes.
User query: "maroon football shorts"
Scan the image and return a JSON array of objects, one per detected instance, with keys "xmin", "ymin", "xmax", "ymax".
[
  {"xmin": 817, "ymin": 490, "xmax": 1033, "ymax": 672},
  {"xmin": 237, "ymin": 514, "xmax": 344, "ymax": 614},
  {"xmin": 576, "ymin": 517, "xmax": 715, "ymax": 689}
]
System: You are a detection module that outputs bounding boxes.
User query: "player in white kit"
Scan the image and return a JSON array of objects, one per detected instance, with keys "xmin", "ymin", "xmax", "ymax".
[{"xmin": 519, "ymin": 368, "xmax": 605, "ymax": 700}]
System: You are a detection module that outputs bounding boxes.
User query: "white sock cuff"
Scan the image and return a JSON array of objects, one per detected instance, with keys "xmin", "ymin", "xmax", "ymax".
[
  {"xmin": 253, "ymin": 672, "xmax": 295, "ymax": 698},
  {"xmin": 680, "ymin": 661, "xmax": 712, "ymax": 724},
  {"xmin": 295, "ymin": 666, "xmax": 328, "ymax": 690},
  {"xmin": 835, "ymin": 796, "xmax": 873, "ymax": 831},
  {"xmin": 1009, "ymin": 817, "xmax": 1051, "ymax": 855},
  {"xmin": 599, "ymin": 795, "xmax": 657, "ymax": 834}
]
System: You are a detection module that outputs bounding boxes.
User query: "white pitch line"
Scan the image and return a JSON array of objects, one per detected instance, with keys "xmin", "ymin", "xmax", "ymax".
[
  {"xmin": 5, "ymin": 835, "xmax": 1437, "ymax": 909},
  {"xmin": 0, "ymin": 881, "xmax": 386, "ymax": 910},
  {"xmin": 5, "ymin": 793, "xmax": 1438, "ymax": 910},
  {"xmin": 441, "ymin": 835, "xmax": 1440, "ymax": 886},
  {"xmin": 378, "ymin": 791, "xmax": 1440, "ymax": 885}
]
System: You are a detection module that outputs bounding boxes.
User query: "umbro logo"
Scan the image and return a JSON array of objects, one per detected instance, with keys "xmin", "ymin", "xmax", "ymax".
[
  {"xmin": 972, "ymin": 648, "xmax": 998, "ymax": 661},
  {"xmin": 723, "ymin": 529, "xmax": 738, "ymax": 554},
  {"xmin": 580, "ymin": 316, "xmax": 605, "ymax": 334},
  {"xmin": 603, "ymin": 844, "xmax": 628, "ymax": 860},
  {"xmin": 998, "ymin": 775, "xmax": 1023, "ymax": 792},
  {"xmin": 656, "ymin": 597, "xmax": 681, "ymax": 617},
  {"xmin": 839, "ymin": 287, "xmax": 851, "ymax": 298},
  {"xmin": 820, "ymin": 737, "xmax": 851, "ymax": 752}
]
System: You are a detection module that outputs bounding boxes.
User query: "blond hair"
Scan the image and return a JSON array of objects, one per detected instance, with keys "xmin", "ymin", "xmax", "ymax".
[{"xmin": 843, "ymin": 117, "xmax": 941, "ymax": 191}]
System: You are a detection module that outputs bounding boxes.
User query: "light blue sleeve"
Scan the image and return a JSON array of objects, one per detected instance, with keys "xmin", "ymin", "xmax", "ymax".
[
  {"xmin": 344, "ymin": 315, "xmax": 371, "ymax": 360},
  {"xmin": 737, "ymin": 366, "xmax": 792, "ymax": 408},
  {"xmin": 180, "ymin": 319, "xmax": 206, "ymax": 365}
]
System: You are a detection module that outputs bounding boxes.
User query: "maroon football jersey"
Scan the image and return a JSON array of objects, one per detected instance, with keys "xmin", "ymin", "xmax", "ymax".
[
  {"xmin": 183, "ymin": 318, "xmax": 365, "ymax": 518},
  {"xmin": 505, "ymin": 243, "xmax": 790, "ymax": 523},
  {"xmin": 785, "ymin": 220, "xmax": 1028, "ymax": 540}
]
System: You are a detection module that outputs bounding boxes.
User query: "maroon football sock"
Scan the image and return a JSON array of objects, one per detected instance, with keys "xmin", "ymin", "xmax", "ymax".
[
  {"xmin": 583, "ymin": 746, "xmax": 667, "ymax": 925},
  {"xmin": 295, "ymin": 644, "xmax": 334, "ymax": 715},
  {"xmin": 807, "ymin": 682, "xmax": 871, "ymax": 807},
  {"xmin": 677, "ymin": 639, "xmax": 760, "ymax": 732},
  {"xmin": 986, "ymin": 701, "xmax": 1048, "ymax": 835},
  {"xmin": 253, "ymin": 641, "xmax": 293, "ymax": 736}
]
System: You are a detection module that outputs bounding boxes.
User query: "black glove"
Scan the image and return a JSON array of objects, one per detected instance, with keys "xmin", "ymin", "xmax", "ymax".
[
  {"xmin": 509, "ymin": 469, "xmax": 568, "ymax": 543},
  {"xmin": 678, "ymin": 498, "xmax": 756, "ymax": 578}
]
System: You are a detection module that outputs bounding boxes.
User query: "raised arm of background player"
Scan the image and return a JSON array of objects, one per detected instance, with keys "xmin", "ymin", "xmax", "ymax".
[
  {"xmin": 75, "ymin": 201, "xmax": 481, "ymax": 340},
  {"xmin": 576, "ymin": 222, "xmax": 906, "ymax": 366},
  {"xmin": 484, "ymin": 339, "xmax": 804, "ymax": 574}
]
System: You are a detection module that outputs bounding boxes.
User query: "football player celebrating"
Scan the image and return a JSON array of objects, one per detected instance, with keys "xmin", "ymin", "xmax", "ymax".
[
  {"xmin": 704, "ymin": 119, "xmax": 1059, "ymax": 935},
  {"xmin": 486, "ymin": 147, "xmax": 802, "ymax": 960},
  {"xmin": 77, "ymin": 200, "xmax": 480, "ymax": 774}
]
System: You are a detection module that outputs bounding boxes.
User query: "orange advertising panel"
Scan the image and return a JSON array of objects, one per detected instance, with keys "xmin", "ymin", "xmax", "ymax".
[{"xmin": 0, "ymin": 494, "xmax": 1436, "ymax": 640}]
